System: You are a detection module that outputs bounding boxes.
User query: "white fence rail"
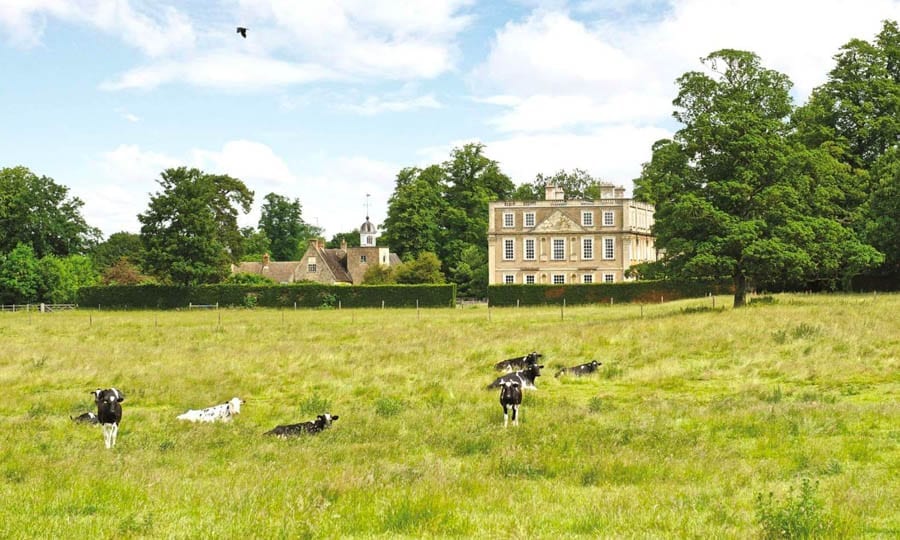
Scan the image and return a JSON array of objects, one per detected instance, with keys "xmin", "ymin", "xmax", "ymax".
[{"xmin": 0, "ymin": 303, "xmax": 77, "ymax": 312}]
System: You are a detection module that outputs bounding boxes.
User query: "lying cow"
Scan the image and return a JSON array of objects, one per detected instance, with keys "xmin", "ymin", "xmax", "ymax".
[
  {"xmin": 555, "ymin": 360, "xmax": 602, "ymax": 378},
  {"xmin": 71, "ymin": 411, "xmax": 99, "ymax": 424},
  {"xmin": 487, "ymin": 363, "xmax": 544, "ymax": 390},
  {"xmin": 494, "ymin": 351, "xmax": 543, "ymax": 372},
  {"xmin": 265, "ymin": 413, "xmax": 339, "ymax": 438},
  {"xmin": 499, "ymin": 381, "xmax": 522, "ymax": 427},
  {"xmin": 177, "ymin": 397, "xmax": 244, "ymax": 423}
]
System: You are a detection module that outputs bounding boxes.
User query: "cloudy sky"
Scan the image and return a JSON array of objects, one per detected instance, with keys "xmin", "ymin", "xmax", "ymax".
[{"xmin": 2, "ymin": 0, "xmax": 898, "ymax": 239}]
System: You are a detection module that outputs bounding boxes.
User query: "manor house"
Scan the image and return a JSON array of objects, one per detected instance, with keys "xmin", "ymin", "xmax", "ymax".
[{"xmin": 487, "ymin": 184, "xmax": 657, "ymax": 285}]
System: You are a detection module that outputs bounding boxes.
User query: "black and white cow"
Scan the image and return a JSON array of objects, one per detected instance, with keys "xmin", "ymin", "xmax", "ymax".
[
  {"xmin": 71, "ymin": 411, "xmax": 99, "ymax": 424},
  {"xmin": 264, "ymin": 413, "xmax": 339, "ymax": 438},
  {"xmin": 499, "ymin": 381, "xmax": 523, "ymax": 427},
  {"xmin": 487, "ymin": 363, "xmax": 544, "ymax": 390},
  {"xmin": 555, "ymin": 360, "xmax": 602, "ymax": 378},
  {"xmin": 494, "ymin": 351, "xmax": 542, "ymax": 372},
  {"xmin": 177, "ymin": 397, "xmax": 244, "ymax": 423},
  {"xmin": 92, "ymin": 388, "xmax": 124, "ymax": 449}
]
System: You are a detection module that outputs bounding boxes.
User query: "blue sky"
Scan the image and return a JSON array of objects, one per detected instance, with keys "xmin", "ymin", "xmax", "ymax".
[{"xmin": 2, "ymin": 0, "xmax": 898, "ymax": 240}]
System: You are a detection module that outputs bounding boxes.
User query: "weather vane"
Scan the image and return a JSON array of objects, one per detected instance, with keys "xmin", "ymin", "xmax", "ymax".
[{"xmin": 365, "ymin": 193, "xmax": 371, "ymax": 219}]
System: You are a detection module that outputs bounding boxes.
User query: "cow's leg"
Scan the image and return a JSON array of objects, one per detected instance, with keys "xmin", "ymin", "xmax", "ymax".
[
  {"xmin": 111, "ymin": 424, "xmax": 118, "ymax": 447},
  {"xmin": 102, "ymin": 424, "xmax": 111, "ymax": 448},
  {"xmin": 512, "ymin": 404, "xmax": 519, "ymax": 426},
  {"xmin": 502, "ymin": 404, "xmax": 509, "ymax": 427}
]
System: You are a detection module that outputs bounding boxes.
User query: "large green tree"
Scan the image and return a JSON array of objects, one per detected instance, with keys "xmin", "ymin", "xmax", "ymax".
[
  {"xmin": 0, "ymin": 243, "xmax": 41, "ymax": 304},
  {"xmin": 635, "ymin": 50, "xmax": 881, "ymax": 307},
  {"xmin": 381, "ymin": 165, "xmax": 447, "ymax": 260},
  {"xmin": 440, "ymin": 143, "xmax": 515, "ymax": 276},
  {"xmin": 793, "ymin": 20, "xmax": 900, "ymax": 273},
  {"xmin": 138, "ymin": 167, "xmax": 253, "ymax": 285},
  {"xmin": 258, "ymin": 193, "xmax": 320, "ymax": 260},
  {"xmin": 0, "ymin": 166, "xmax": 100, "ymax": 257}
]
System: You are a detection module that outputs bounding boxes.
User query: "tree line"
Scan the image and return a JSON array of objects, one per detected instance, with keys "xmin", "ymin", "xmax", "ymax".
[{"xmin": 1, "ymin": 21, "xmax": 897, "ymax": 306}]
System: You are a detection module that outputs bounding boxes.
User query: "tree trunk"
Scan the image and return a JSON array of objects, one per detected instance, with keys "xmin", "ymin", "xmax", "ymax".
[{"xmin": 733, "ymin": 272, "xmax": 746, "ymax": 308}]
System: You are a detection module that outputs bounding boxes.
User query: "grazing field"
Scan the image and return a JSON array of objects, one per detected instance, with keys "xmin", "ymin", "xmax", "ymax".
[{"xmin": 0, "ymin": 294, "xmax": 897, "ymax": 538}]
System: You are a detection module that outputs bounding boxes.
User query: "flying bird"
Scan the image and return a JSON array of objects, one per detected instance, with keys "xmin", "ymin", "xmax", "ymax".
[{"xmin": 236, "ymin": 27, "xmax": 247, "ymax": 38}]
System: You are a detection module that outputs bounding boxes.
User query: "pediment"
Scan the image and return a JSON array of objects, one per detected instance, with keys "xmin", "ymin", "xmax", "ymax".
[{"xmin": 532, "ymin": 210, "xmax": 585, "ymax": 233}]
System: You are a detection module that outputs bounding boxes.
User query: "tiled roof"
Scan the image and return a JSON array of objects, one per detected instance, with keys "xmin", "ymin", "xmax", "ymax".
[
  {"xmin": 318, "ymin": 246, "xmax": 353, "ymax": 283},
  {"xmin": 232, "ymin": 260, "xmax": 302, "ymax": 283}
]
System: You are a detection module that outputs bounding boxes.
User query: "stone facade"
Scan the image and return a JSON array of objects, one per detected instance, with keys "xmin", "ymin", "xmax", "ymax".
[{"xmin": 487, "ymin": 184, "xmax": 658, "ymax": 285}]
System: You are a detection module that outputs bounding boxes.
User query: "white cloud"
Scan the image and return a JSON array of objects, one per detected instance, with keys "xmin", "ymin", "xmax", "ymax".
[
  {"xmin": 101, "ymin": 52, "xmax": 337, "ymax": 91},
  {"xmin": 0, "ymin": 0, "xmax": 195, "ymax": 56},
  {"xmin": 486, "ymin": 126, "xmax": 672, "ymax": 188},
  {"xmin": 340, "ymin": 94, "xmax": 442, "ymax": 115},
  {"xmin": 81, "ymin": 141, "xmax": 399, "ymax": 239},
  {"xmin": 466, "ymin": 1, "xmax": 900, "ymax": 192}
]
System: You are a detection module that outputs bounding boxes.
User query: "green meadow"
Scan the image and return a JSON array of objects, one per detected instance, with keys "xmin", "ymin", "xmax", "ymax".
[{"xmin": 0, "ymin": 294, "xmax": 897, "ymax": 538}]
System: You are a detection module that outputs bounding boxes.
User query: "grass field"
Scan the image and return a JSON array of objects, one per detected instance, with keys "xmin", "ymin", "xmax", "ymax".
[{"xmin": 0, "ymin": 294, "xmax": 897, "ymax": 538}]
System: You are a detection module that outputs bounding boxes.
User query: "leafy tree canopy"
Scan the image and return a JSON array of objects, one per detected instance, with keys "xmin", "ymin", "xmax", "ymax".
[
  {"xmin": 90, "ymin": 232, "xmax": 143, "ymax": 271},
  {"xmin": 635, "ymin": 49, "xmax": 882, "ymax": 306},
  {"xmin": 138, "ymin": 167, "xmax": 253, "ymax": 285},
  {"xmin": 513, "ymin": 169, "xmax": 606, "ymax": 200},
  {"xmin": 0, "ymin": 166, "xmax": 101, "ymax": 258},
  {"xmin": 394, "ymin": 252, "xmax": 446, "ymax": 284},
  {"xmin": 327, "ymin": 230, "xmax": 361, "ymax": 249},
  {"xmin": 259, "ymin": 193, "xmax": 319, "ymax": 260}
]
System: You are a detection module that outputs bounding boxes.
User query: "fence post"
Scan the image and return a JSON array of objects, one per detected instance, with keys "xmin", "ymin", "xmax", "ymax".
[
  {"xmin": 189, "ymin": 302, "xmax": 193, "ymax": 310},
  {"xmin": 516, "ymin": 299, "xmax": 520, "ymax": 308},
  {"xmin": 640, "ymin": 304, "xmax": 643, "ymax": 318},
  {"xmin": 561, "ymin": 298, "xmax": 565, "ymax": 320},
  {"xmin": 382, "ymin": 300, "xmax": 385, "ymax": 310}
]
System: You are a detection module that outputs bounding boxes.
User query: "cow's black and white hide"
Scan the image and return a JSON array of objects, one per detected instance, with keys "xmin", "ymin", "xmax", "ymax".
[
  {"xmin": 499, "ymin": 381, "xmax": 523, "ymax": 427},
  {"xmin": 555, "ymin": 360, "xmax": 602, "ymax": 378},
  {"xmin": 494, "ymin": 351, "xmax": 542, "ymax": 372},
  {"xmin": 177, "ymin": 397, "xmax": 244, "ymax": 423},
  {"xmin": 71, "ymin": 411, "xmax": 99, "ymax": 424},
  {"xmin": 92, "ymin": 388, "xmax": 124, "ymax": 449},
  {"xmin": 487, "ymin": 363, "xmax": 544, "ymax": 390},
  {"xmin": 264, "ymin": 413, "xmax": 339, "ymax": 438}
]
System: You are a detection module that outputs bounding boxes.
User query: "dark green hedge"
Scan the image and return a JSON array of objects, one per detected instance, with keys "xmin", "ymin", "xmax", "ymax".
[
  {"xmin": 487, "ymin": 280, "xmax": 732, "ymax": 306},
  {"xmin": 78, "ymin": 283, "xmax": 457, "ymax": 309}
]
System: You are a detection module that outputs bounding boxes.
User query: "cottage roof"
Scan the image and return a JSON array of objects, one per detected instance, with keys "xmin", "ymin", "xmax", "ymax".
[{"xmin": 232, "ymin": 260, "xmax": 302, "ymax": 283}]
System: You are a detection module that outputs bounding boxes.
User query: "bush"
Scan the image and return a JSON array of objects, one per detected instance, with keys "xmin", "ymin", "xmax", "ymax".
[
  {"xmin": 78, "ymin": 283, "xmax": 457, "ymax": 309},
  {"xmin": 487, "ymin": 279, "xmax": 731, "ymax": 306},
  {"xmin": 755, "ymin": 477, "xmax": 830, "ymax": 539}
]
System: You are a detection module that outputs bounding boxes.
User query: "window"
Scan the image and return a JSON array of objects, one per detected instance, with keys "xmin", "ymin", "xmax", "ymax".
[
  {"xmin": 503, "ymin": 239, "xmax": 515, "ymax": 260},
  {"xmin": 307, "ymin": 257, "xmax": 317, "ymax": 273},
  {"xmin": 582, "ymin": 274, "xmax": 593, "ymax": 284},
  {"xmin": 366, "ymin": 235, "xmax": 374, "ymax": 245},
  {"xmin": 524, "ymin": 238, "xmax": 536, "ymax": 260},
  {"xmin": 525, "ymin": 274, "xmax": 536, "ymax": 285},
  {"xmin": 360, "ymin": 255, "xmax": 367, "ymax": 263},
  {"xmin": 524, "ymin": 212, "xmax": 535, "ymax": 227},
  {"xmin": 504, "ymin": 274, "xmax": 515, "ymax": 284},
  {"xmin": 582, "ymin": 238, "xmax": 593, "ymax": 260},
  {"xmin": 603, "ymin": 211, "xmax": 614, "ymax": 226},
  {"xmin": 604, "ymin": 273, "xmax": 615, "ymax": 283},
  {"xmin": 582, "ymin": 211, "xmax": 594, "ymax": 227},
  {"xmin": 552, "ymin": 274, "xmax": 565, "ymax": 284},
  {"xmin": 503, "ymin": 212, "xmax": 514, "ymax": 228},
  {"xmin": 552, "ymin": 238, "xmax": 565, "ymax": 260},
  {"xmin": 603, "ymin": 238, "xmax": 615, "ymax": 260}
]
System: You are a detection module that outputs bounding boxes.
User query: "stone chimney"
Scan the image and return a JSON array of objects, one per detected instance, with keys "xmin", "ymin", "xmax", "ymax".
[
  {"xmin": 544, "ymin": 184, "xmax": 565, "ymax": 200},
  {"xmin": 340, "ymin": 239, "xmax": 347, "ymax": 251},
  {"xmin": 262, "ymin": 253, "xmax": 270, "ymax": 267}
]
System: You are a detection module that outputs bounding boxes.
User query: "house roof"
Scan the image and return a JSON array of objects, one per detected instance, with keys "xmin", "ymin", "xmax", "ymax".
[
  {"xmin": 232, "ymin": 261, "xmax": 302, "ymax": 283},
  {"xmin": 316, "ymin": 246, "xmax": 353, "ymax": 283}
]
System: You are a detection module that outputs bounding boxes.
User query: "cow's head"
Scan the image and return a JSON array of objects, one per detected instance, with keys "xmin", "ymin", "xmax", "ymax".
[{"xmin": 227, "ymin": 397, "xmax": 244, "ymax": 414}]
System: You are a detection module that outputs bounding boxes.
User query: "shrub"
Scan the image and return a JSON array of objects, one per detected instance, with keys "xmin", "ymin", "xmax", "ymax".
[{"xmin": 755, "ymin": 477, "xmax": 830, "ymax": 539}]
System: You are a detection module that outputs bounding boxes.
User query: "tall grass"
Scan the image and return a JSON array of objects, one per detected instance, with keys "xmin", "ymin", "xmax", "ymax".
[{"xmin": 0, "ymin": 293, "xmax": 897, "ymax": 537}]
